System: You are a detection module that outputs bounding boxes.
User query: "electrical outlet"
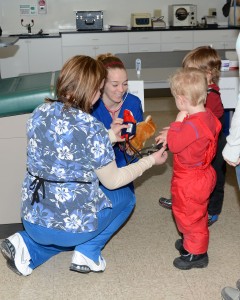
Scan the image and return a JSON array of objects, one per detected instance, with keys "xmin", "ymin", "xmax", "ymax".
[{"xmin": 209, "ymin": 8, "xmax": 217, "ymax": 16}]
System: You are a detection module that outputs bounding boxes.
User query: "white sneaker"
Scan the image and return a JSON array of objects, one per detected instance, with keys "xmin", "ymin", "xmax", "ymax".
[
  {"xmin": 70, "ymin": 251, "xmax": 106, "ymax": 273},
  {"xmin": 221, "ymin": 286, "xmax": 240, "ymax": 300},
  {"xmin": 0, "ymin": 233, "xmax": 32, "ymax": 276}
]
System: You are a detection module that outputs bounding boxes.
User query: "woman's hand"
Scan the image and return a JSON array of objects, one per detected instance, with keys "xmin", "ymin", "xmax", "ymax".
[
  {"xmin": 110, "ymin": 118, "xmax": 128, "ymax": 142},
  {"xmin": 155, "ymin": 126, "xmax": 169, "ymax": 146},
  {"xmin": 151, "ymin": 146, "xmax": 168, "ymax": 165}
]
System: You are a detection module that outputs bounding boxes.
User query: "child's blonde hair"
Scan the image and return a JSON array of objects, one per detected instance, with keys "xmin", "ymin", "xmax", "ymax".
[
  {"xmin": 170, "ymin": 68, "xmax": 208, "ymax": 107},
  {"xmin": 182, "ymin": 46, "xmax": 221, "ymax": 84}
]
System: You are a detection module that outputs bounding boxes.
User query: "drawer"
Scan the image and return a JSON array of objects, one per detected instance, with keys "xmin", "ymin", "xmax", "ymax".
[{"xmin": 62, "ymin": 32, "xmax": 128, "ymax": 46}]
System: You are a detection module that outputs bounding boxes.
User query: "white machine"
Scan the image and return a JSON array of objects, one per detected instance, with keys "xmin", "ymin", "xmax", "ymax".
[{"xmin": 168, "ymin": 5, "xmax": 197, "ymax": 27}]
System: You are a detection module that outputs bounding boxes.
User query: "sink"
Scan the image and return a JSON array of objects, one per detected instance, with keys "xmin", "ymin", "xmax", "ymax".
[{"xmin": 9, "ymin": 33, "xmax": 49, "ymax": 37}]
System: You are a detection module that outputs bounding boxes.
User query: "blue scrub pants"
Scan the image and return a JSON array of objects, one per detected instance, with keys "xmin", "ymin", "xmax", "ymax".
[{"xmin": 19, "ymin": 185, "xmax": 136, "ymax": 270}]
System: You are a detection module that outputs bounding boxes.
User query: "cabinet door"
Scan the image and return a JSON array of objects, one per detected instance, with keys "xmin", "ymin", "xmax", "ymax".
[
  {"xmin": 95, "ymin": 44, "xmax": 128, "ymax": 56},
  {"xmin": 128, "ymin": 43, "xmax": 161, "ymax": 52},
  {"xmin": 62, "ymin": 46, "xmax": 96, "ymax": 63},
  {"xmin": 194, "ymin": 30, "xmax": 238, "ymax": 49},
  {"xmin": 0, "ymin": 40, "xmax": 29, "ymax": 78},
  {"xmin": 28, "ymin": 38, "xmax": 62, "ymax": 73},
  {"xmin": 161, "ymin": 31, "xmax": 193, "ymax": 51},
  {"xmin": 128, "ymin": 32, "xmax": 161, "ymax": 52},
  {"xmin": 0, "ymin": 114, "xmax": 29, "ymax": 224}
]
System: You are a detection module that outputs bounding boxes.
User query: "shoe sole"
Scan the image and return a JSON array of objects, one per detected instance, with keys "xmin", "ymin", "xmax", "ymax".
[
  {"xmin": 159, "ymin": 200, "xmax": 172, "ymax": 210},
  {"xmin": 1, "ymin": 239, "xmax": 15, "ymax": 261},
  {"xmin": 208, "ymin": 220, "xmax": 218, "ymax": 227},
  {"xmin": 173, "ymin": 256, "xmax": 209, "ymax": 270},
  {"xmin": 69, "ymin": 263, "xmax": 104, "ymax": 274},
  {"xmin": 0, "ymin": 239, "xmax": 22, "ymax": 276}
]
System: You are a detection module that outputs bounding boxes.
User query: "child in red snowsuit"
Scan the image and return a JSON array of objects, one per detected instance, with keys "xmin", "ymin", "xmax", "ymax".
[
  {"xmin": 158, "ymin": 46, "xmax": 226, "ymax": 227},
  {"xmin": 167, "ymin": 68, "xmax": 221, "ymax": 270}
]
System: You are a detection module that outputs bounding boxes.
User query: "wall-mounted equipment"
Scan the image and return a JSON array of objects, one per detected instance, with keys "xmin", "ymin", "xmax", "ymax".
[{"xmin": 38, "ymin": 0, "xmax": 47, "ymax": 14}]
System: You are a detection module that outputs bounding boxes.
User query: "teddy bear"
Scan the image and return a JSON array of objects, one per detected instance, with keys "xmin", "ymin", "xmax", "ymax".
[{"xmin": 129, "ymin": 115, "xmax": 157, "ymax": 151}]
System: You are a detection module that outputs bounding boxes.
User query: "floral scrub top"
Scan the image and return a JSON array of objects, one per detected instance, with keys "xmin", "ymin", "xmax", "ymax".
[{"xmin": 21, "ymin": 101, "xmax": 115, "ymax": 233}]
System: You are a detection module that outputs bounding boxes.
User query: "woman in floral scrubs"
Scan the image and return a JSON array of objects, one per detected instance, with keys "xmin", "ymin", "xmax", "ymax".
[{"xmin": 0, "ymin": 55, "xmax": 168, "ymax": 276}]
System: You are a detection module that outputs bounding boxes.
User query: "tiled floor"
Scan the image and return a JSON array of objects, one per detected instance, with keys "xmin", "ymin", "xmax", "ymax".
[{"xmin": 0, "ymin": 108, "xmax": 240, "ymax": 300}]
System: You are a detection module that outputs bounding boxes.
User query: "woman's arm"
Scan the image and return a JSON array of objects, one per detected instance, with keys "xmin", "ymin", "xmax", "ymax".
[
  {"xmin": 222, "ymin": 96, "xmax": 240, "ymax": 165},
  {"xmin": 95, "ymin": 147, "xmax": 168, "ymax": 189}
]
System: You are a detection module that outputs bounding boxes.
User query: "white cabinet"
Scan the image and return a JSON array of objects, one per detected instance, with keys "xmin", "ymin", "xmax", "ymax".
[
  {"xmin": 61, "ymin": 32, "xmax": 128, "ymax": 63},
  {"xmin": 0, "ymin": 114, "xmax": 30, "ymax": 224},
  {"xmin": 194, "ymin": 29, "xmax": 239, "ymax": 49},
  {"xmin": 0, "ymin": 40, "xmax": 29, "ymax": 78},
  {"xmin": 0, "ymin": 38, "xmax": 62, "ymax": 79},
  {"xmin": 161, "ymin": 31, "xmax": 193, "ymax": 51},
  {"xmin": 28, "ymin": 38, "xmax": 62, "ymax": 73},
  {"xmin": 128, "ymin": 32, "xmax": 161, "ymax": 52}
]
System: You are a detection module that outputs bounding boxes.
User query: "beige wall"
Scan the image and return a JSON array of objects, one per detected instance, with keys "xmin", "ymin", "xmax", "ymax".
[{"xmin": 0, "ymin": 0, "xmax": 227, "ymax": 34}]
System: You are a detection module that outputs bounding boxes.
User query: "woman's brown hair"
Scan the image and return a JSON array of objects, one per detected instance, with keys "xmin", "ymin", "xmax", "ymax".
[
  {"xmin": 182, "ymin": 46, "xmax": 221, "ymax": 84},
  {"xmin": 96, "ymin": 53, "xmax": 125, "ymax": 71},
  {"xmin": 46, "ymin": 55, "xmax": 107, "ymax": 113}
]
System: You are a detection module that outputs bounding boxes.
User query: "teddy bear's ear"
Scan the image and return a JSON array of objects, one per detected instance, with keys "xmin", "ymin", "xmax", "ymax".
[
  {"xmin": 145, "ymin": 115, "xmax": 152, "ymax": 123},
  {"xmin": 144, "ymin": 115, "xmax": 156, "ymax": 131}
]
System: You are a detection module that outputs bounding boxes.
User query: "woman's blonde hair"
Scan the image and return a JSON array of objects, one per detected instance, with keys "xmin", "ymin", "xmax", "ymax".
[
  {"xmin": 182, "ymin": 46, "xmax": 221, "ymax": 84},
  {"xmin": 170, "ymin": 68, "xmax": 208, "ymax": 107},
  {"xmin": 46, "ymin": 55, "xmax": 106, "ymax": 113}
]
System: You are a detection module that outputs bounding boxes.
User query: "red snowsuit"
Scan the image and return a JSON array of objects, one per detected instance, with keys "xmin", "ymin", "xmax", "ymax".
[{"xmin": 168, "ymin": 109, "xmax": 221, "ymax": 254}]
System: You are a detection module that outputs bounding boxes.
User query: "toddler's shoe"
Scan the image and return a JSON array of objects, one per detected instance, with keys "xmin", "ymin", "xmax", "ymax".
[
  {"xmin": 208, "ymin": 214, "xmax": 219, "ymax": 226},
  {"xmin": 221, "ymin": 286, "xmax": 240, "ymax": 300},
  {"xmin": 159, "ymin": 197, "xmax": 172, "ymax": 209},
  {"xmin": 0, "ymin": 233, "xmax": 32, "ymax": 276},
  {"xmin": 236, "ymin": 279, "xmax": 240, "ymax": 290},
  {"xmin": 70, "ymin": 251, "xmax": 106, "ymax": 274},
  {"xmin": 173, "ymin": 251, "xmax": 209, "ymax": 270},
  {"xmin": 175, "ymin": 239, "xmax": 185, "ymax": 254}
]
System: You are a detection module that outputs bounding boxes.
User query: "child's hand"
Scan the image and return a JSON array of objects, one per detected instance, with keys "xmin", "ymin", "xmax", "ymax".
[
  {"xmin": 175, "ymin": 111, "xmax": 188, "ymax": 122},
  {"xmin": 151, "ymin": 146, "xmax": 168, "ymax": 165},
  {"xmin": 155, "ymin": 126, "xmax": 169, "ymax": 146}
]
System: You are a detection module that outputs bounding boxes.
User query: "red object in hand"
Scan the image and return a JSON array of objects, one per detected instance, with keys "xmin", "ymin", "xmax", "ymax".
[{"xmin": 121, "ymin": 109, "xmax": 136, "ymax": 139}]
